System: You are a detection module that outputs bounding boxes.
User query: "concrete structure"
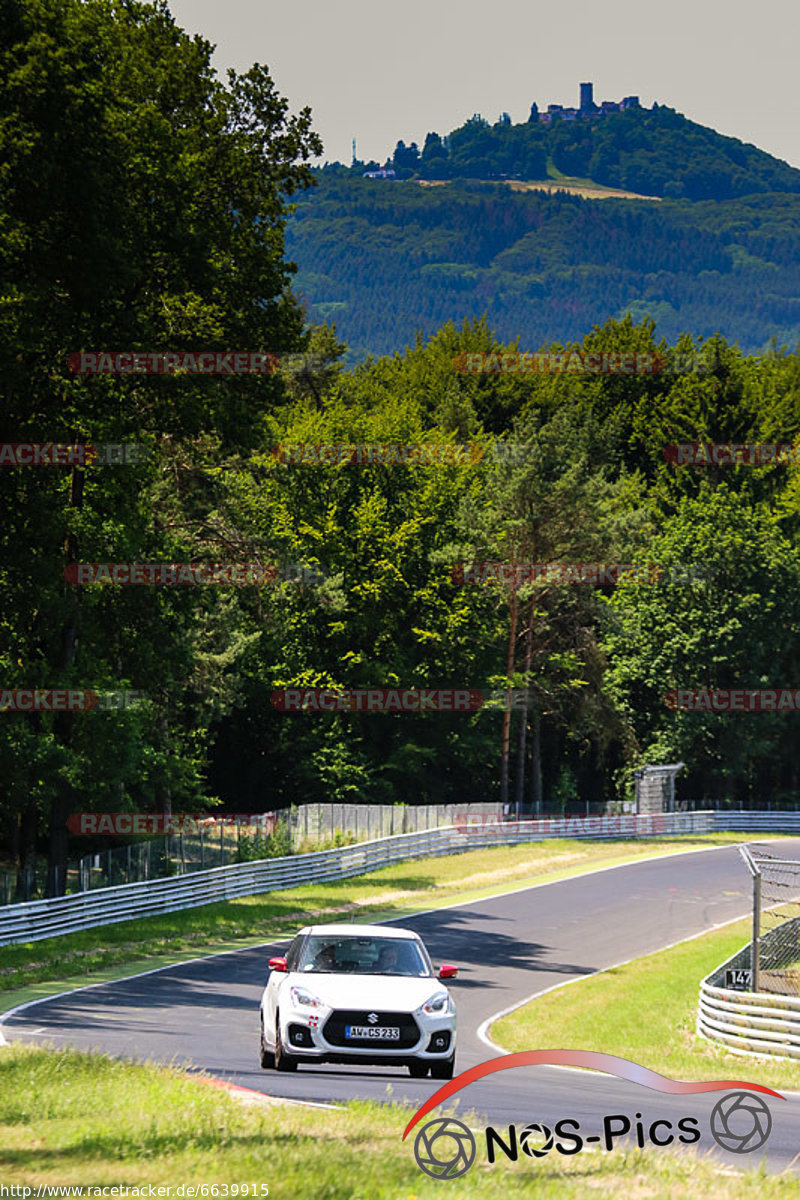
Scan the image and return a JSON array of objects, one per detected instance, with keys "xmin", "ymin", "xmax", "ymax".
[{"xmin": 634, "ymin": 763, "xmax": 685, "ymax": 813}]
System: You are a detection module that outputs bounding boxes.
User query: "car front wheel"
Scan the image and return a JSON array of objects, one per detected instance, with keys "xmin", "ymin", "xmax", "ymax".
[
  {"xmin": 408, "ymin": 1060, "xmax": 429, "ymax": 1078},
  {"xmin": 274, "ymin": 1016, "xmax": 298, "ymax": 1072},
  {"xmin": 259, "ymin": 1015, "xmax": 274, "ymax": 1070},
  {"xmin": 430, "ymin": 1056, "xmax": 455, "ymax": 1080}
]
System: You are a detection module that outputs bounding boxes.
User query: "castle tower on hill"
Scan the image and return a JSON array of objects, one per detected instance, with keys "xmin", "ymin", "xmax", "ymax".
[{"xmin": 534, "ymin": 84, "xmax": 640, "ymax": 125}]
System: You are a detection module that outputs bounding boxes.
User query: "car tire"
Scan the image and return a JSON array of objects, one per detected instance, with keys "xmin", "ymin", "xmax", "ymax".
[
  {"xmin": 430, "ymin": 1056, "xmax": 455, "ymax": 1080},
  {"xmin": 408, "ymin": 1060, "xmax": 429, "ymax": 1078},
  {"xmin": 274, "ymin": 1017, "xmax": 298, "ymax": 1072},
  {"xmin": 259, "ymin": 1016, "xmax": 274, "ymax": 1070}
]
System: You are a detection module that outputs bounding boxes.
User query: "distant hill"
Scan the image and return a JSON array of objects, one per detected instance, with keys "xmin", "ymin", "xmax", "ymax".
[
  {"xmin": 329, "ymin": 104, "xmax": 800, "ymax": 203},
  {"xmin": 285, "ymin": 179, "xmax": 800, "ymax": 361}
]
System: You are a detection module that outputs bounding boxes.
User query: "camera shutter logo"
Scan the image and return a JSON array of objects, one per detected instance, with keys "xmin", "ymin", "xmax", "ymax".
[
  {"xmin": 710, "ymin": 1092, "xmax": 772, "ymax": 1153},
  {"xmin": 520, "ymin": 1122, "xmax": 554, "ymax": 1157},
  {"xmin": 414, "ymin": 1117, "xmax": 476, "ymax": 1180}
]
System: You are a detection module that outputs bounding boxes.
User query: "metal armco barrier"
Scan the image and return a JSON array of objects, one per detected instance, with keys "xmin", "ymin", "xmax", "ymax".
[
  {"xmin": 698, "ymin": 937, "xmax": 800, "ymax": 1061},
  {"xmin": 712, "ymin": 812, "xmax": 800, "ymax": 833},
  {"xmin": 0, "ymin": 811, "xmax": 716, "ymax": 948},
  {"xmin": 5, "ymin": 807, "xmax": 800, "ymax": 949}
]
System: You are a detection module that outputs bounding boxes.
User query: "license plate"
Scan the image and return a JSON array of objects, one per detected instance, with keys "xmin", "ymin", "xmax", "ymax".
[{"xmin": 345, "ymin": 1025, "xmax": 400, "ymax": 1040}]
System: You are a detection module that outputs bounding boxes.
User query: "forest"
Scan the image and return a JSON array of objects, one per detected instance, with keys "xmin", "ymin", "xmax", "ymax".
[
  {"xmin": 2, "ymin": 0, "xmax": 800, "ymax": 895},
  {"xmin": 285, "ymin": 179, "xmax": 800, "ymax": 361}
]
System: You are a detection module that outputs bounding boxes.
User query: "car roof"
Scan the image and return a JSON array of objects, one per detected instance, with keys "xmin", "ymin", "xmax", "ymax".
[{"xmin": 299, "ymin": 923, "xmax": 420, "ymax": 940}]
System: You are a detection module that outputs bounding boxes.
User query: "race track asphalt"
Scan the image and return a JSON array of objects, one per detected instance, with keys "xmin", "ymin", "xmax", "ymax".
[{"xmin": 5, "ymin": 839, "xmax": 800, "ymax": 1174}]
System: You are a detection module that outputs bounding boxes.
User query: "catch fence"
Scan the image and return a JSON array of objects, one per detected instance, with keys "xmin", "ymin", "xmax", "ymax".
[{"xmin": 0, "ymin": 810, "xmax": 712, "ymax": 947}]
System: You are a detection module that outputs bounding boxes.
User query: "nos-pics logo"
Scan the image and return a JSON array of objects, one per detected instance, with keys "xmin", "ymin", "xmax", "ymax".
[{"xmin": 404, "ymin": 1052, "xmax": 782, "ymax": 1180}]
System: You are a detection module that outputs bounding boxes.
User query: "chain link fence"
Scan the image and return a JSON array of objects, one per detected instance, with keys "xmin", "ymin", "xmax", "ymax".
[
  {"xmin": 0, "ymin": 815, "xmax": 284, "ymax": 906},
  {"xmin": 740, "ymin": 845, "xmax": 800, "ymax": 995},
  {"xmin": 0, "ymin": 804, "xmax": 507, "ymax": 904}
]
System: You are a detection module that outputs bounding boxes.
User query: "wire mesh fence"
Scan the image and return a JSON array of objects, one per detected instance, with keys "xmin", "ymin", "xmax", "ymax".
[
  {"xmin": 741, "ymin": 845, "xmax": 800, "ymax": 996},
  {"xmin": 0, "ymin": 804, "xmax": 509, "ymax": 905},
  {"xmin": 0, "ymin": 814, "xmax": 285, "ymax": 906}
]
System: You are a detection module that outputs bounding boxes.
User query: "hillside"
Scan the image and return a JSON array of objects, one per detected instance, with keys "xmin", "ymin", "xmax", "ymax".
[
  {"xmin": 285, "ymin": 179, "xmax": 800, "ymax": 361},
  {"xmin": 332, "ymin": 103, "xmax": 800, "ymax": 202}
]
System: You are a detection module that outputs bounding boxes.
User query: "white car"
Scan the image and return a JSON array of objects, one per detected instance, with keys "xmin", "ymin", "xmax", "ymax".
[{"xmin": 259, "ymin": 923, "xmax": 458, "ymax": 1078}]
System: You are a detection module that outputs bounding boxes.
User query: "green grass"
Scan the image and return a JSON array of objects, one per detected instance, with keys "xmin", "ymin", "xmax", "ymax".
[
  {"xmin": 0, "ymin": 834, "xmax": 759, "ymax": 1005},
  {"xmin": 493, "ymin": 917, "xmax": 800, "ymax": 1092},
  {"xmin": 0, "ymin": 1043, "xmax": 796, "ymax": 1197}
]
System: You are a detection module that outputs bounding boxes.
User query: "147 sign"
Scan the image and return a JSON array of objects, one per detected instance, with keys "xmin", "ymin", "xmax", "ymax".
[{"xmin": 725, "ymin": 969, "xmax": 752, "ymax": 990}]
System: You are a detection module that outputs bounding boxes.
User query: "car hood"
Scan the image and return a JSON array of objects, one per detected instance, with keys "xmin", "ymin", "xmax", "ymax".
[{"xmin": 287, "ymin": 971, "xmax": 447, "ymax": 1011}]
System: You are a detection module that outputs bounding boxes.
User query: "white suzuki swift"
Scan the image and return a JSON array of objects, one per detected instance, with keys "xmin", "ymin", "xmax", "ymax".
[{"xmin": 259, "ymin": 923, "xmax": 458, "ymax": 1078}]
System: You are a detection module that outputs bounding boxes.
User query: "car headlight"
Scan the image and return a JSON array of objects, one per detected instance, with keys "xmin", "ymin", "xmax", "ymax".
[
  {"xmin": 422, "ymin": 991, "xmax": 451, "ymax": 1016},
  {"xmin": 289, "ymin": 985, "xmax": 324, "ymax": 1010}
]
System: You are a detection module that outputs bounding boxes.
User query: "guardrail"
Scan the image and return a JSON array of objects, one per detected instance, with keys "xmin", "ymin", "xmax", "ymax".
[
  {"xmin": 698, "ymin": 930, "xmax": 800, "ymax": 1061},
  {"xmin": 0, "ymin": 810, "xmax": 716, "ymax": 948},
  {"xmin": 713, "ymin": 812, "xmax": 800, "ymax": 833}
]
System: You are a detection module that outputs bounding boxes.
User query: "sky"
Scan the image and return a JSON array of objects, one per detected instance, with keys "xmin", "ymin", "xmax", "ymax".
[{"xmin": 168, "ymin": 0, "xmax": 800, "ymax": 170}]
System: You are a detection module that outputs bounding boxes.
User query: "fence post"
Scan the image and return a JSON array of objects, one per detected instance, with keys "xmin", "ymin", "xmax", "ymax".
[
  {"xmin": 739, "ymin": 844, "xmax": 760, "ymax": 994},
  {"xmin": 752, "ymin": 868, "xmax": 761, "ymax": 994},
  {"xmin": 200, "ymin": 827, "xmax": 205, "ymax": 869}
]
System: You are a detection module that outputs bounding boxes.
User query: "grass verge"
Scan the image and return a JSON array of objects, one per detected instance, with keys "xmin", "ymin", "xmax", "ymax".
[
  {"xmin": 492, "ymin": 917, "xmax": 800, "ymax": 1092},
  {"xmin": 0, "ymin": 1043, "xmax": 796, "ymax": 1197},
  {"xmin": 0, "ymin": 834, "xmax": 761, "ymax": 1005}
]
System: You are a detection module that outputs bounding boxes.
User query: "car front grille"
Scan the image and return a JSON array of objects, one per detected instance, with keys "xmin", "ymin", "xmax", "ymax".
[{"xmin": 323, "ymin": 1009, "xmax": 420, "ymax": 1049}]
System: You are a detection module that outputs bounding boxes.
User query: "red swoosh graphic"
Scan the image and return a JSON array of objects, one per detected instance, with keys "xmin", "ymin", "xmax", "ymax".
[{"xmin": 402, "ymin": 1050, "xmax": 785, "ymax": 1139}]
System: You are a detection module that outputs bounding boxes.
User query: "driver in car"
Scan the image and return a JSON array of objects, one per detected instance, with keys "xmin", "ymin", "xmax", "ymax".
[
  {"xmin": 376, "ymin": 944, "xmax": 402, "ymax": 973},
  {"xmin": 313, "ymin": 943, "xmax": 338, "ymax": 971}
]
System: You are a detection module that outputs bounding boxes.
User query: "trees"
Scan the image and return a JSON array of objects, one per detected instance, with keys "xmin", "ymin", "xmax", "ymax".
[
  {"xmin": 392, "ymin": 139, "xmax": 421, "ymax": 173},
  {"xmin": 601, "ymin": 490, "xmax": 800, "ymax": 803},
  {"xmin": 0, "ymin": 0, "xmax": 321, "ymax": 891}
]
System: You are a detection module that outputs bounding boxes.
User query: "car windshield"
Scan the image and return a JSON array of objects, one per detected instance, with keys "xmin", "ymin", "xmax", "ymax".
[{"xmin": 297, "ymin": 935, "xmax": 431, "ymax": 976}]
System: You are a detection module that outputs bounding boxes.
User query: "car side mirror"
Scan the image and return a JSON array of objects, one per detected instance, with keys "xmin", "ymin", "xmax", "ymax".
[
  {"xmin": 438, "ymin": 964, "xmax": 458, "ymax": 979},
  {"xmin": 268, "ymin": 956, "xmax": 288, "ymax": 972}
]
